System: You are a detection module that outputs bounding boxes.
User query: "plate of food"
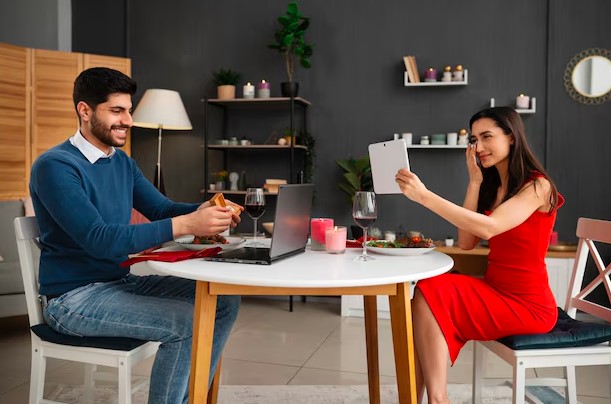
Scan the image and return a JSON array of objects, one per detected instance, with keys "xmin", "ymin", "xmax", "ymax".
[
  {"xmin": 365, "ymin": 237, "xmax": 436, "ymax": 256},
  {"xmin": 175, "ymin": 235, "xmax": 245, "ymax": 251}
]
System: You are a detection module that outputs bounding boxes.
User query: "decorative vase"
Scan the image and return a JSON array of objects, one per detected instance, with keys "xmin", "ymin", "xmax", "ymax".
[
  {"xmin": 217, "ymin": 85, "xmax": 236, "ymax": 100},
  {"xmin": 280, "ymin": 82, "xmax": 299, "ymax": 97},
  {"xmin": 215, "ymin": 181, "xmax": 226, "ymax": 190}
]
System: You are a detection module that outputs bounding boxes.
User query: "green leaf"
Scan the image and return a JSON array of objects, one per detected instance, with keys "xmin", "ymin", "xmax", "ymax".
[
  {"xmin": 339, "ymin": 182, "xmax": 356, "ymax": 196},
  {"xmin": 300, "ymin": 58, "xmax": 311, "ymax": 68},
  {"xmin": 287, "ymin": 2, "xmax": 298, "ymax": 15},
  {"xmin": 283, "ymin": 33, "xmax": 294, "ymax": 47},
  {"xmin": 344, "ymin": 173, "xmax": 360, "ymax": 190}
]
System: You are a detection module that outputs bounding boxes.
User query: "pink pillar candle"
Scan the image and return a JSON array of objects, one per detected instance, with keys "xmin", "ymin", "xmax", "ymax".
[
  {"xmin": 310, "ymin": 218, "xmax": 334, "ymax": 251},
  {"xmin": 516, "ymin": 93, "xmax": 530, "ymax": 109},
  {"xmin": 325, "ymin": 226, "xmax": 347, "ymax": 254}
]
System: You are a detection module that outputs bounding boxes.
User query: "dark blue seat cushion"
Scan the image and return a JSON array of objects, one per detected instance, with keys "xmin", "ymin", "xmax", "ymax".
[
  {"xmin": 498, "ymin": 307, "xmax": 611, "ymax": 350},
  {"xmin": 32, "ymin": 324, "xmax": 149, "ymax": 351}
]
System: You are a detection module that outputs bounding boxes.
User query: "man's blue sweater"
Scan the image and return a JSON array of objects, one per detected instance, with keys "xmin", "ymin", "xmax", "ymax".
[{"xmin": 30, "ymin": 140, "xmax": 198, "ymax": 296}]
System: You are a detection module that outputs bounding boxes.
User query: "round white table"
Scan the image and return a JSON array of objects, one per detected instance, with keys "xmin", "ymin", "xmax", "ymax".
[{"xmin": 148, "ymin": 248, "xmax": 453, "ymax": 404}]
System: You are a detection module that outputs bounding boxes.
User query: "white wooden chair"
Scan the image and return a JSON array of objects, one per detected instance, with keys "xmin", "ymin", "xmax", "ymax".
[
  {"xmin": 14, "ymin": 216, "xmax": 160, "ymax": 404},
  {"xmin": 472, "ymin": 217, "xmax": 611, "ymax": 404}
]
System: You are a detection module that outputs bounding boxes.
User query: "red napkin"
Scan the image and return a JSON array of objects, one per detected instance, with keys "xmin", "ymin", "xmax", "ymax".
[
  {"xmin": 346, "ymin": 236, "xmax": 378, "ymax": 248},
  {"xmin": 120, "ymin": 247, "xmax": 222, "ymax": 267}
]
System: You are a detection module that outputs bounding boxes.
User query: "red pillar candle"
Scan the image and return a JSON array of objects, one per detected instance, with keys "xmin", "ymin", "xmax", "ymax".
[{"xmin": 310, "ymin": 218, "xmax": 334, "ymax": 251}]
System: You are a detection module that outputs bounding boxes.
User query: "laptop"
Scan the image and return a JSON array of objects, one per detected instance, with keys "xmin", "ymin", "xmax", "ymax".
[{"xmin": 204, "ymin": 183, "xmax": 314, "ymax": 265}]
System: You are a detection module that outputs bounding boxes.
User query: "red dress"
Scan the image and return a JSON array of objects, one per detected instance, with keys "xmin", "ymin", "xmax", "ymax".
[{"xmin": 417, "ymin": 181, "xmax": 564, "ymax": 364}]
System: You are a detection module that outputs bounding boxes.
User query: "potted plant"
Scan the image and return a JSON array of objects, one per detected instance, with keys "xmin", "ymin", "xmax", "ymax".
[
  {"xmin": 337, "ymin": 156, "xmax": 373, "ymax": 239},
  {"xmin": 445, "ymin": 235, "xmax": 455, "ymax": 247},
  {"xmin": 214, "ymin": 170, "xmax": 228, "ymax": 190},
  {"xmin": 212, "ymin": 68, "xmax": 241, "ymax": 100},
  {"xmin": 268, "ymin": 1, "xmax": 313, "ymax": 97}
]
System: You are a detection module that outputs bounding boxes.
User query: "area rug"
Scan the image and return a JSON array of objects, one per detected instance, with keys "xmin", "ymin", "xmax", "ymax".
[{"xmin": 48, "ymin": 382, "xmax": 569, "ymax": 403}]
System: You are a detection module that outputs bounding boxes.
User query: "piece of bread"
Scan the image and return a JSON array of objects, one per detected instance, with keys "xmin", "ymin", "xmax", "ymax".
[{"xmin": 209, "ymin": 192, "xmax": 227, "ymax": 207}]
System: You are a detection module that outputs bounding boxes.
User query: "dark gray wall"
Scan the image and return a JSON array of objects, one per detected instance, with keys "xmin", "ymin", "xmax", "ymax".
[
  {"xmin": 546, "ymin": 1, "xmax": 611, "ymax": 239},
  {"xmin": 0, "ymin": 0, "xmax": 61, "ymax": 50},
  {"xmin": 121, "ymin": 0, "xmax": 609, "ymax": 241},
  {"xmin": 5, "ymin": 0, "xmax": 609, "ymax": 241}
]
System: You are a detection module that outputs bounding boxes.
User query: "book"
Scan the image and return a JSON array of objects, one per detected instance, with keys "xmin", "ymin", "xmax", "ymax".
[
  {"xmin": 409, "ymin": 56, "xmax": 420, "ymax": 83},
  {"xmin": 404, "ymin": 55, "xmax": 417, "ymax": 83}
]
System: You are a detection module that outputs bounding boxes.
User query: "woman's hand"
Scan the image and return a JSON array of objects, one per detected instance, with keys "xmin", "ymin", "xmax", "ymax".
[
  {"xmin": 395, "ymin": 169, "xmax": 428, "ymax": 204},
  {"xmin": 466, "ymin": 143, "xmax": 483, "ymax": 185}
]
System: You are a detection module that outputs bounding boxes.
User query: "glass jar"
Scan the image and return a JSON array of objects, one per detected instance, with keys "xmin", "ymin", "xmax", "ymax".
[{"xmin": 420, "ymin": 135, "xmax": 430, "ymax": 145}]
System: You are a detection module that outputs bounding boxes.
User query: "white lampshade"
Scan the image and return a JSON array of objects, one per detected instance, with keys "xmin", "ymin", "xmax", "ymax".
[{"xmin": 132, "ymin": 89, "xmax": 192, "ymax": 130}]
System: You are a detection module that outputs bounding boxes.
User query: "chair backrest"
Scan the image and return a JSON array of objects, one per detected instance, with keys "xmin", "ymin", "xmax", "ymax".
[
  {"xmin": 14, "ymin": 216, "xmax": 45, "ymax": 327},
  {"xmin": 565, "ymin": 217, "xmax": 611, "ymax": 322}
]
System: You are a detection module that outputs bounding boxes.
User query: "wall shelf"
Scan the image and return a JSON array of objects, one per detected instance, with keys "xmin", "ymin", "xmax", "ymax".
[
  {"xmin": 407, "ymin": 144, "xmax": 468, "ymax": 149},
  {"xmin": 199, "ymin": 189, "xmax": 278, "ymax": 196},
  {"xmin": 207, "ymin": 144, "xmax": 307, "ymax": 151},
  {"xmin": 490, "ymin": 97, "xmax": 536, "ymax": 114},
  {"xmin": 404, "ymin": 69, "xmax": 468, "ymax": 87}
]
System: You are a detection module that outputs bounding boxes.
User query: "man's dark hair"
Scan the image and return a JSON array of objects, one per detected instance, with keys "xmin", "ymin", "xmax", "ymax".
[{"xmin": 73, "ymin": 67, "xmax": 137, "ymax": 113}]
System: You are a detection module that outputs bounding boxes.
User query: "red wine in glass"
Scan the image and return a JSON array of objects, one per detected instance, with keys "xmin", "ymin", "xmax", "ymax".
[
  {"xmin": 245, "ymin": 188, "xmax": 266, "ymax": 247},
  {"xmin": 245, "ymin": 204, "xmax": 265, "ymax": 219},
  {"xmin": 353, "ymin": 216, "xmax": 376, "ymax": 229}
]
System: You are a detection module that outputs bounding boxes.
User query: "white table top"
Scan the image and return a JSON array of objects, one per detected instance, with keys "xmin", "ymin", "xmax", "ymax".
[{"xmin": 147, "ymin": 248, "xmax": 454, "ymax": 288}]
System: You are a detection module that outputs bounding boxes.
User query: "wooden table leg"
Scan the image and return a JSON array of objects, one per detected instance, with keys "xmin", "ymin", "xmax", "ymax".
[
  {"xmin": 389, "ymin": 282, "xmax": 417, "ymax": 403},
  {"xmin": 363, "ymin": 296, "xmax": 380, "ymax": 404},
  {"xmin": 207, "ymin": 358, "xmax": 221, "ymax": 404},
  {"xmin": 189, "ymin": 281, "xmax": 217, "ymax": 404}
]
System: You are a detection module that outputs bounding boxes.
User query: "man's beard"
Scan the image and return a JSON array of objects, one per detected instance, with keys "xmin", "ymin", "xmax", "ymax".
[{"xmin": 90, "ymin": 112, "xmax": 127, "ymax": 148}]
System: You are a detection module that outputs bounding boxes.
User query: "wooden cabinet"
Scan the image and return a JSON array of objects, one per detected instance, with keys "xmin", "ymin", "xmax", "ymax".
[
  {"xmin": 0, "ymin": 41, "xmax": 131, "ymax": 200},
  {"xmin": 0, "ymin": 42, "xmax": 30, "ymax": 199}
]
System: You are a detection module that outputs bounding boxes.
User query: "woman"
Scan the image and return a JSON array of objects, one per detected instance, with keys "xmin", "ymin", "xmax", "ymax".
[{"xmin": 395, "ymin": 107, "xmax": 563, "ymax": 404}]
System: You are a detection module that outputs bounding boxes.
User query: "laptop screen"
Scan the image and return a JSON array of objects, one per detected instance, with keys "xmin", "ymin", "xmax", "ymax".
[{"xmin": 269, "ymin": 184, "xmax": 314, "ymax": 259}]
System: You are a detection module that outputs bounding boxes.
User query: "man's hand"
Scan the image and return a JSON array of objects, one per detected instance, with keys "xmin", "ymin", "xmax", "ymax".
[{"xmin": 173, "ymin": 206, "xmax": 238, "ymax": 238}]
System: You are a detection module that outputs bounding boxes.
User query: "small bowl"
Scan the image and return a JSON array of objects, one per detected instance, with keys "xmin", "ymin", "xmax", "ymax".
[{"xmin": 262, "ymin": 222, "xmax": 274, "ymax": 235}]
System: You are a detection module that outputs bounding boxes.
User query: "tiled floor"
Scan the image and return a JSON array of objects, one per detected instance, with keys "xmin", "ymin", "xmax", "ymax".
[{"xmin": 0, "ymin": 298, "xmax": 609, "ymax": 403}]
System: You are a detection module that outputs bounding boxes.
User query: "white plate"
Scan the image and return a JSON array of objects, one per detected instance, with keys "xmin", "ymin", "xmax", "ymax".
[
  {"xmin": 366, "ymin": 245, "xmax": 436, "ymax": 256},
  {"xmin": 175, "ymin": 236, "xmax": 246, "ymax": 251}
]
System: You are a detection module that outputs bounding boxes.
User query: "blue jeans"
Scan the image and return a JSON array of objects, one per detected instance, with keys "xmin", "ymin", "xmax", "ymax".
[{"xmin": 43, "ymin": 274, "xmax": 240, "ymax": 404}]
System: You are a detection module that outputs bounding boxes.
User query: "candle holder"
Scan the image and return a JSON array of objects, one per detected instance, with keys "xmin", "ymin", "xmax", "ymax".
[
  {"xmin": 424, "ymin": 67, "xmax": 437, "ymax": 82},
  {"xmin": 243, "ymin": 82, "xmax": 255, "ymax": 99},
  {"xmin": 516, "ymin": 93, "xmax": 530, "ymax": 109},
  {"xmin": 452, "ymin": 65, "xmax": 464, "ymax": 81},
  {"xmin": 442, "ymin": 66, "xmax": 452, "ymax": 82},
  {"xmin": 325, "ymin": 226, "xmax": 347, "ymax": 254},
  {"xmin": 257, "ymin": 80, "xmax": 271, "ymax": 98},
  {"xmin": 310, "ymin": 218, "xmax": 334, "ymax": 251}
]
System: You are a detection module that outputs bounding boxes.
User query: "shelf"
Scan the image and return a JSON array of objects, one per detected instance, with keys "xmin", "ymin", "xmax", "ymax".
[
  {"xmin": 407, "ymin": 144, "xmax": 467, "ymax": 149},
  {"xmin": 404, "ymin": 69, "xmax": 468, "ymax": 87},
  {"xmin": 199, "ymin": 189, "xmax": 278, "ymax": 196},
  {"xmin": 489, "ymin": 97, "xmax": 536, "ymax": 114},
  {"xmin": 205, "ymin": 97, "xmax": 311, "ymax": 108},
  {"xmin": 207, "ymin": 144, "xmax": 307, "ymax": 151}
]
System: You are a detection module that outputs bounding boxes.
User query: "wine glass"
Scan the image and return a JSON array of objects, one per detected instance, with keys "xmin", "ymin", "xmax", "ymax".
[
  {"xmin": 245, "ymin": 188, "xmax": 266, "ymax": 247},
  {"xmin": 352, "ymin": 191, "xmax": 377, "ymax": 261}
]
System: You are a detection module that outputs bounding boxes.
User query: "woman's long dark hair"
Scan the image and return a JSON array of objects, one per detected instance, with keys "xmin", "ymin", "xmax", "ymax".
[{"xmin": 469, "ymin": 107, "xmax": 558, "ymax": 214}]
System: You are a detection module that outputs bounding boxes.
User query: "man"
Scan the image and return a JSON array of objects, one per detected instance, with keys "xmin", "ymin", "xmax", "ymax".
[{"xmin": 30, "ymin": 67, "xmax": 241, "ymax": 403}]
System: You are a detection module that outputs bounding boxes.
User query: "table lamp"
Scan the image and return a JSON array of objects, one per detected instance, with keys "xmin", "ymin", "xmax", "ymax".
[{"xmin": 132, "ymin": 89, "xmax": 192, "ymax": 194}]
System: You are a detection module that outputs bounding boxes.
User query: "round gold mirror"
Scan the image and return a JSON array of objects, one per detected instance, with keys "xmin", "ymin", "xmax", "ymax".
[{"xmin": 564, "ymin": 48, "xmax": 611, "ymax": 104}]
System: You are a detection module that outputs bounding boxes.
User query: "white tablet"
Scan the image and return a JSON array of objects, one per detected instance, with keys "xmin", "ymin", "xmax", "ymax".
[{"xmin": 368, "ymin": 139, "xmax": 410, "ymax": 194}]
